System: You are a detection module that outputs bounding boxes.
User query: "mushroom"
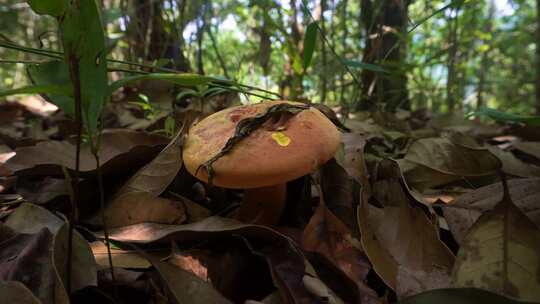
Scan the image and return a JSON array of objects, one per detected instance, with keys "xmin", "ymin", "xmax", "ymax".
[{"xmin": 182, "ymin": 100, "xmax": 341, "ymax": 225}]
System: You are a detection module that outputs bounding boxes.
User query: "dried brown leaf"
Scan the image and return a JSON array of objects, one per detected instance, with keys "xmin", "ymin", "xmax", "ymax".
[
  {"xmin": 6, "ymin": 129, "xmax": 169, "ymax": 175},
  {"xmin": 5, "ymin": 203, "xmax": 97, "ymax": 292},
  {"xmin": 357, "ymin": 160, "xmax": 455, "ymax": 298},
  {"xmin": 441, "ymin": 178, "xmax": 540, "ymax": 244},
  {"xmin": 302, "ymin": 204, "xmax": 371, "ymax": 288},
  {"xmin": 0, "ymin": 281, "xmax": 42, "ymax": 304},
  {"xmin": 405, "ymin": 137, "xmax": 499, "ymax": 177},
  {"xmin": 100, "ymin": 216, "xmax": 321, "ymax": 303},
  {"xmin": 451, "ymin": 180, "xmax": 540, "ymax": 302},
  {"xmin": 90, "ymin": 241, "xmax": 150, "ymax": 269},
  {"xmin": 105, "ymin": 130, "xmax": 186, "ymax": 227},
  {"xmin": 146, "ymin": 254, "xmax": 233, "ymax": 304}
]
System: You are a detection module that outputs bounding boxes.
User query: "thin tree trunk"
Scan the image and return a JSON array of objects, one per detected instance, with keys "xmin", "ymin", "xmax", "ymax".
[
  {"xmin": 446, "ymin": 4, "xmax": 461, "ymax": 112},
  {"xmin": 340, "ymin": 0, "xmax": 349, "ymax": 109},
  {"xmin": 316, "ymin": 0, "xmax": 328, "ymax": 103},
  {"xmin": 359, "ymin": 0, "xmax": 411, "ymax": 111},
  {"xmin": 477, "ymin": 0, "xmax": 495, "ymax": 110},
  {"xmin": 537, "ymin": 0, "xmax": 540, "ymax": 114}
]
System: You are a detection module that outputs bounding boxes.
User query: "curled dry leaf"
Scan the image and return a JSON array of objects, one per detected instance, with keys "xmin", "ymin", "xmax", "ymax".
[
  {"xmin": 404, "ymin": 137, "xmax": 500, "ymax": 177},
  {"xmin": 146, "ymin": 254, "xmax": 233, "ymax": 304},
  {"xmin": 302, "ymin": 203, "xmax": 371, "ymax": 293},
  {"xmin": 487, "ymin": 146, "xmax": 540, "ymax": 178},
  {"xmin": 99, "ymin": 216, "xmax": 321, "ymax": 303},
  {"xmin": 105, "ymin": 192, "xmax": 186, "ymax": 228},
  {"xmin": 319, "ymin": 159, "xmax": 358, "ymax": 232},
  {"xmin": 357, "ymin": 160, "xmax": 455, "ymax": 299},
  {"xmin": 451, "ymin": 180, "xmax": 540, "ymax": 302},
  {"xmin": 90, "ymin": 241, "xmax": 151, "ymax": 269},
  {"xmin": 441, "ymin": 178, "xmax": 540, "ymax": 244},
  {"xmin": 336, "ymin": 132, "xmax": 369, "ymax": 186},
  {"xmin": 513, "ymin": 141, "xmax": 540, "ymax": 160},
  {"xmin": 6, "ymin": 129, "xmax": 169, "ymax": 175},
  {"xmin": 105, "ymin": 129, "xmax": 186, "ymax": 227},
  {"xmin": 0, "ymin": 224, "xmax": 69, "ymax": 304},
  {"xmin": 400, "ymin": 288, "xmax": 536, "ymax": 304},
  {"xmin": 0, "ymin": 281, "xmax": 42, "ymax": 304},
  {"xmin": 5, "ymin": 203, "xmax": 97, "ymax": 292}
]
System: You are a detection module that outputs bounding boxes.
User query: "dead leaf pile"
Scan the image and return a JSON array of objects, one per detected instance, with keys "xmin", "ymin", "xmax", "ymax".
[{"xmin": 1, "ymin": 103, "xmax": 540, "ymax": 303}]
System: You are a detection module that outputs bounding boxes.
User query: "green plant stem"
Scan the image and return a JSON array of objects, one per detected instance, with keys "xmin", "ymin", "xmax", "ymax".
[
  {"xmin": 66, "ymin": 53, "xmax": 82, "ymax": 295},
  {"xmin": 94, "ymin": 153, "xmax": 118, "ymax": 295},
  {"xmin": 0, "ymin": 59, "xmax": 47, "ymax": 64},
  {"xmin": 0, "ymin": 41, "xmax": 283, "ymax": 98}
]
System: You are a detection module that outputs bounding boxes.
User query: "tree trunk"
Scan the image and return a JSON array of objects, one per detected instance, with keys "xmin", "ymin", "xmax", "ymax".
[
  {"xmin": 477, "ymin": 0, "xmax": 495, "ymax": 110},
  {"xmin": 128, "ymin": 0, "xmax": 191, "ymax": 72},
  {"xmin": 537, "ymin": 0, "xmax": 540, "ymax": 114},
  {"xmin": 446, "ymin": 4, "xmax": 462, "ymax": 112},
  {"xmin": 315, "ymin": 0, "xmax": 328, "ymax": 103},
  {"xmin": 359, "ymin": 0, "xmax": 411, "ymax": 111},
  {"xmin": 280, "ymin": 0, "xmax": 304, "ymax": 100}
]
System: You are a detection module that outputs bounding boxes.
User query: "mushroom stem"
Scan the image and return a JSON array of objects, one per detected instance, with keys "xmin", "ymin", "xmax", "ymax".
[{"xmin": 236, "ymin": 183, "xmax": 286, "ymax": 225}]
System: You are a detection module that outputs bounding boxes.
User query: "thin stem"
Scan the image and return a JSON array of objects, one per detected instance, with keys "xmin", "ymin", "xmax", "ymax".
[
  {"xmin": 66, "ymin": 53, "xmax": 82, "ymax": 295},
  {"xmin": 94, "ymin": 154, "xmax": 117, "ymax": 290}
]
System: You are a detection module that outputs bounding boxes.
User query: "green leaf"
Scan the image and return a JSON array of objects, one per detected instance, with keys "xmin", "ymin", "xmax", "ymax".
[
  {"xmin": 59, "ymin": 0, "xmax": 108, "ymax": 134},
  {"xmin": 343, "ymin": 60, "xmax": 389, "ymax": 74},
  {"xmin": 28, "ymin": 0, "xmax": 68, "ymax": 17},
  {"xmin": 176, "ymin": 89, "xmax": 200, "ymax": 101},
  {"xmin": 109, "ymin": 73, "xmax": 217, "ymax": 96},
  {"xmin": 27, "ymin": 60, "xmax": 75, "ymax": 116},
  {"xmin": 466, "ymin": 107, "xmax": 540, "ymax": 126},
  {"xmin": 303, "ymin": 21, "xmax": 318, "ymax": 70},
  {"xmin": 0, "ymin": 84, "xmax": 72, "ymax": 98}
]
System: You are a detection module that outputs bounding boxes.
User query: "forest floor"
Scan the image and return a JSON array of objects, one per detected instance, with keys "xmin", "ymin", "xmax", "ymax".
[{"xmin": 1, "ymin": 94, "xmax": 539, "ymax": 304}]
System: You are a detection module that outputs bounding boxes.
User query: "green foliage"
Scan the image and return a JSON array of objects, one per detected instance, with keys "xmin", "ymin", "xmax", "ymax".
[
  {"xmin": 344, "ymin": 60, "xmax": 389, "ymax": 74},
  {"xmin": 303, "ymin": 21, "xmax": 318, "ymax": 70},
  {"xmin": 27, "ymin": 60, "xmax": 74, "ymax": 116},
  {"xmin": 0, "ymin": 84, "xmax": 72, "ymax": 98},
  {"xmin": 467, "ymin": 107, "xmax": 540, "ymax": 126},
  {"xmin": 28, "ymin": 0, "xmax": 68, "ymax": 17},
  {"xmin": 58, "ymin": 0, "xmax": 108, "ymax": 135}
]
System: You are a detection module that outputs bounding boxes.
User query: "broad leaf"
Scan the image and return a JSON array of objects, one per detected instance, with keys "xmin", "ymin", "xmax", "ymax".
[
  {"xmin": 404, "ymin": 137, "xmax": 499, "ymax": 177},
  {"xmin": 441, "ymin": 178, "xmax": 540, "ymax": 244},
  {"xmin": 27, "ymin": 60, "xmax": 75, "ymax": 116},
  {"xmin": 343, "ymin": 60, "xmax": 389, "ymax": 74},
  {"xmin": 0, "ymin": 84, "xmax": 72, "ymax": 99},
  {"xmin": 467, "ymin": 107, "xmax": 540, "ymax": 126},
  {"xmin": 303, "ymin": 21, "xmax": 318, "ymax": 70},
  {"xmin": 28, "ymin": 0, "xmax": 68, "ymax": 17},
  {"xmin": 400, "ymin": 288, "xmax": 535, "ymax": 304},
  {"xmin": 357, "ymin": 159, "xmax": 455, "ymax": 298},
  {"xmin": 451, "ymin": 180, "xmax": 540, "ymax": 302},
  {"xmin": 59, "ymin": 0, "xmax": 108, "ymax": 134}
]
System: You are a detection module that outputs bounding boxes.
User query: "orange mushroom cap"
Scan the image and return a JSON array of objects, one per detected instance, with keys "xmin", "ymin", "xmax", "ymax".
[{"xmin": 182, "ymin": 100, "xmax": 341, "ymax": 189}]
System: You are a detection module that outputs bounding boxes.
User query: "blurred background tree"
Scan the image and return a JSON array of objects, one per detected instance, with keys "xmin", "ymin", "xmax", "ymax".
[{"xmin": 1, "ymin": 0, "xmax": 539, "ymax": 114}]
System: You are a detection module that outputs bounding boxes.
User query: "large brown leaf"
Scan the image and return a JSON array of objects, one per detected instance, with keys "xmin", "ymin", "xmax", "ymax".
[
  {"xmin": 6, "ymin": 129, "xmax": 169, "ymax": 175},
  {"xmin": 513, "ymin": 141, "xmax": 540, "ymax": 160},
  {"xmin": 146, "ymin": 254, "xmax": 233, "ymax": 304},
  {"xmin": 99, "ymin": 216, "xmax": 323, "ymax": 303},
  {"xmin": 0, "ymin": 281, "xmax": 42, "ymax": 304},
  {"xmin": 5, "ymin": 203, "xmax": 97, "ymax": 292},
  {"xmin": 105, "ymin": 129, "xmax": 186, "ymax": 227},
  {"xmin": 441, "ymin": 178, "xmax": 540, "ymax": 243},
  {"xmin": 451, "ymin": 180, "xmax": 540, "ymax": 302},
  {"xmin": 302, "ymin": 204, "xmax": 371, "ymax": 291},
  {"xmin": 488, "ymin": 146, "xmax": 540, "ymax": 177},
  {"xmin": 404, "ymin": 137, "xmax": 499, "ymax": 177},
  {"xmin": 357, "ymin": 160, "xmax": 455, "ymax": 299}
]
